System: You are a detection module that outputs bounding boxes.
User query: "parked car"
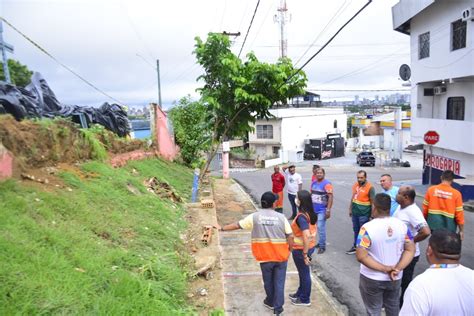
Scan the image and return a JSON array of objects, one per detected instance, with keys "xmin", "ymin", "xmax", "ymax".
[{"xmin": 357, "ymin": 151, "xmax": 375, "ymax": 167}]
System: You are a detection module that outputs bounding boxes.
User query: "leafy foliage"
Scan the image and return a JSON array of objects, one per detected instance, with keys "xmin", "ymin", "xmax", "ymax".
[
  {"xmin": 168, "ymin": 95, "xmax": 210, "ymax": 167},
  {"xmin": 193, "ymin": 33, "xmax": 307, "ymax": 173},
  {"xmin": 0, "ymin": 59, "xmax": 33, "ymax": 87}
]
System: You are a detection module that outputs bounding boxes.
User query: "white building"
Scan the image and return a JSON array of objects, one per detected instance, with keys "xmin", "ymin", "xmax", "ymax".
[
  {"xmin": 248, "ymin": 107, "xmax": 347, "ymax": 162},
  {"xmin": 392, "ymin": 0, "xmax": 474, "ymax": 200}
]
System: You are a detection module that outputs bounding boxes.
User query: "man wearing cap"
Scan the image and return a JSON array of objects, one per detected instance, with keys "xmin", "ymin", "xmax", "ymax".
[{"xmin": 217, "ymin": 191, "xmax": 293, "ymax": 315}]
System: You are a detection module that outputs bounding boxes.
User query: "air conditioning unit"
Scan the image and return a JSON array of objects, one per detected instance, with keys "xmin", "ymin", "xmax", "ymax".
[
  {"xmin": 434, "ymin": 86, "xmax": 447, "ymax": 95},
  {"xmin": 462, "ymin": 8, "xmax": 474, "ymax": 21}
]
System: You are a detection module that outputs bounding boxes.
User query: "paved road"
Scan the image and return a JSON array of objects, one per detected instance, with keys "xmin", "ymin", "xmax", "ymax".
[{"xmin": 232, "ymin": 158, "xmax": 474, "ymax": 315}]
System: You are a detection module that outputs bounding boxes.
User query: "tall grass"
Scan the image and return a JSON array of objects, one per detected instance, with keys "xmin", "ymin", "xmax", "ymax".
[{"xmin": 0, "ymin": 159, "xmax": 194, "ymax": 315}]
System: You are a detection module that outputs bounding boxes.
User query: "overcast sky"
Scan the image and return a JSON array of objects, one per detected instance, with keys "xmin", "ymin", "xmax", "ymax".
[{"xmin": 2, "ymin": 0, "xmax": 410, "ymax": 108}]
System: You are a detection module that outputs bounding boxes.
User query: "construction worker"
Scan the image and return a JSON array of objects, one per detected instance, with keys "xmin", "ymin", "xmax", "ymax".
[{"xmin": 217, "ymin": 191, "xmax": 293, "ymax": 315}]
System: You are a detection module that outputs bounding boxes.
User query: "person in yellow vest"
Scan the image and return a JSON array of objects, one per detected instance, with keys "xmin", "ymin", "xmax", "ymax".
[
  {"xmin": 217, "ymin": 191, "xmax": 293, "ymax": 315},
  {"xmin": 346, "ymin": 170, "xmax": 375, "ymax": 255},
  {"xmin": 289, "ymin": 190, "xmax": 318, "ymax": 307}
]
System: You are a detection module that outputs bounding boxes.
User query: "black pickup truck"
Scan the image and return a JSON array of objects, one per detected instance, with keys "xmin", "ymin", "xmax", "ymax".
[{"xmin": 356, "ymin": 151, "xmax": 375, "ymax": 167}]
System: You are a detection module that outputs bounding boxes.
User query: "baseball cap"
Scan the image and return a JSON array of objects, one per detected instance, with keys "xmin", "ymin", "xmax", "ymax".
[{"xmin": 261, "ymin": 191, "xmax": 278, "ymax": 208}]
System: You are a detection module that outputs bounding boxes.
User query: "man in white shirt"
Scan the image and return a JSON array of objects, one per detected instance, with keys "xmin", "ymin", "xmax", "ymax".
[
  {"xmin": 356, "ymin": 193, "xmax": 415, "ymax": 316},
  {"xmin": 393, "ymin": 185, "xmax": 431, "ymax": 307},
  {"xmin": 400, "ymin": 229, "xmax": 474, "ymax": 316},
  {"xmin": 282, "ymin": 165, "xmax": 303, "ymax": 220}
]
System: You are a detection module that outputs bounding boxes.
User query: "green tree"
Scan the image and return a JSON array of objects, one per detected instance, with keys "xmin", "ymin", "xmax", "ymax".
[
  {"xmin": 194, "ymin": 33, "xmax": 307, "ymax": 175},
  {"xmin": 169, "ymin": 95, "xmax": 211, "ymax": 167},
  {"xmin": 0, "ymin": 59, "xmax": 33, "ymax": 87}
]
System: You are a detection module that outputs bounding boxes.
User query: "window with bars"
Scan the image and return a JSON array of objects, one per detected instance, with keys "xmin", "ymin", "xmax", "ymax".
[
  {"xmin": 452, "ymin": 19, "xmax": 467, "ymax": 51},
  {"xmin": 256, "ymin": 125, "xmax": 273, "ymax": 139},
  {"xmin": 447, "ymin": 97, "xmax": 465, "ymax": 121},
  {"xmin": 419, "ymin": 32, "xmax": 430, "ymax": 59}
]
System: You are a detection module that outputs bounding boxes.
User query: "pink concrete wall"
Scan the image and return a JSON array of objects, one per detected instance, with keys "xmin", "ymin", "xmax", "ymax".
[
  {"xmin": 0, "ymin": 144, "xmax": 13, "ymax": 180},
  {"xmin": 153, "ymin": 105, "xmax": 178, "ymax": 161}
]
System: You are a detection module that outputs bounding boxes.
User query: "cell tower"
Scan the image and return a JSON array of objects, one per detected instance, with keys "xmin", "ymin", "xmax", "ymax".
[{"xmin": 274, "ymin": 0, "xmax": 290, "ymax": 58}]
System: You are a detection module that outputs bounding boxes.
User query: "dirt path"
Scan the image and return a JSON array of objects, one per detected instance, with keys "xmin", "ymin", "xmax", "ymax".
[{"xmin": 213, "ymin": 178, "xmax": 346, "ymax": 315}]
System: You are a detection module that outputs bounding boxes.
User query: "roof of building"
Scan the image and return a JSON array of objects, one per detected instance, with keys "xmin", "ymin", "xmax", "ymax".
[{"xmin": 392, "ymin": 0, "xmax": 435, "ymax": 34}]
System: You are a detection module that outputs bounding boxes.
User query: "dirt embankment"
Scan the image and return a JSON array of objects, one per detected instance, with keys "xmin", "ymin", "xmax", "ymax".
[{"xmin": 0, "ymin": 115, "xmax": 145, "ymax": 174}]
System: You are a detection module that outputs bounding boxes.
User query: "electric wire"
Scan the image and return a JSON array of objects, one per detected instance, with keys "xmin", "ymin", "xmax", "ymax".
[
  {"xmin": 0, "ymin": 16, "xmax": 125, "ymax": 105},
  {"xmin": 238, "ymin": 0, "xmax": 261, "ymax": 58},
  {"xmin": 284, "ymin": 0, "xmax": 372, "ymax": 85}
]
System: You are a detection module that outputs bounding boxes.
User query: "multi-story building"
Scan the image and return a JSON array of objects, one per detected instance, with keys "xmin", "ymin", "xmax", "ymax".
[{"xmin": 392, "ymin": 0, "xmax": 474, "ymax": 200}]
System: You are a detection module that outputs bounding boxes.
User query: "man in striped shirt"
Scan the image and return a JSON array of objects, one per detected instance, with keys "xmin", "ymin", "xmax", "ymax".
[{"xmin": 423, "ymin": 170, "xmax": 464, "ymax": 240}]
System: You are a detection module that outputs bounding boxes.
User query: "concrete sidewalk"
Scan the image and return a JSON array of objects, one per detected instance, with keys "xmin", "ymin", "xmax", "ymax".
[{"xmin": 214, "ymin": 179, "xmax": 346, "ymax": 315}]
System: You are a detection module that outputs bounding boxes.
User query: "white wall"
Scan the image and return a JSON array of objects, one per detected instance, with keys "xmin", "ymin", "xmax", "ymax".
[
  {"xmin": 280, "ymin": 114, "xmax": 347, "ymax": 152},
  {"xmin": 383, "ymin": 128, "xmax": 415, "ymax": 150},
  {"xmin": 248, "ymin": 120, "xmax": 282, "ymax": 143},
  {"xmin": 410, "ymin": 0, "xmax": 473, "ymax": 84},
  {"xmin": 428, "ymin": 146, "xmax": 474, "ymax": 178}
]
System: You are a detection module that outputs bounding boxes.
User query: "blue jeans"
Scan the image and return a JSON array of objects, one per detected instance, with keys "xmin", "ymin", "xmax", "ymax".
[
  {"xmin": 292, "ymin": 247, "xmax": 315, "ymax": 303},
  {"xmin": 316, "ymin": 210, "xmax": 327, "ymax": 249},
  {"xmin": 352, "ymin": 214, "xmax": 370, "ymax": 246},
  {"xmin": 260, "ymin": 261, "xmax": 288, "ymax": 313},
  {"xmin": 288, "ymin": 193, "xmax": 297, "ymax": 218}
]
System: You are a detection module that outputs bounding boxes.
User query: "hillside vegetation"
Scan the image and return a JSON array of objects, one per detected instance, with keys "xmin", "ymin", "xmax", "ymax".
[{"xmin": 0, "ymin": 158, "xmax": 195, "ymax": 314}]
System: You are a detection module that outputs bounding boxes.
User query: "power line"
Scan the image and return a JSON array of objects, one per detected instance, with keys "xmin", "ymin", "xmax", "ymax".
[
  {"xmin": 284, "ymin": 0, "xmax": 372, "ymax": 85},
  {"xmin": 238, "ymin": 0, "xmax": 261, "ymax": 58},
  {"xmin": 0, "ymin": 16, "xmax": 125, "ymax": 105},
  {"xmin": 294, "ymin": 0, "xmax": 350, "ymax": 66},
  {"xmin": 307, "ymin": 88, "xmax": 410, "ymax": 92}
]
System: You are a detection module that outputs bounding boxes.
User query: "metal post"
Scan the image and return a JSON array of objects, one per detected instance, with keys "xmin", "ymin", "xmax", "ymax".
[
  {"xmin": 428, "ymin": 145, "xmax": 433, "ymax": 185},
  {"xmin": 156, "ymin": 59, "xmax": 162, "ymax": 108},
  {"xmin": 191, "ymin": 168, "xmax": 199, "ymax": 202},
  {"xmin": 0, "ymin": 21, "xmax": 12, "ymax": 83}
]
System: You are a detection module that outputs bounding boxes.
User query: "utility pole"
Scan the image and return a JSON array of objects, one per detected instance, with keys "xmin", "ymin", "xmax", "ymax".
[
  {"xmin": 0, "ymin": 20, "xmax": 14, "ymax": 84},
  {"xmin": 274, "ymin": 0, "xmax": 290, "ymax": 58},
  {"xmin": 156, "ymin": 59, "xmax": 162, "ymax": 108}
]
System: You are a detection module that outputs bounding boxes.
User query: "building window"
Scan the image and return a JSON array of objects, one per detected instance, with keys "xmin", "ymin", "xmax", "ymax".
[
  {"xmin": 272, "ymin": 146, "xmax": 280, "ymax": 155},
  {"xmin": 333, "ymin": 119, "xmax": 338, "ymax": 129},
  {"xmin": 419, "ymin": 32, "xmax": 430, "ymax": 59},
  {"xmin": 452, "ymin": 19, "xmax": 467, "ymax": 51},
  {"xmin": 256, "ymin": 124, "xmax": 273, "ymax": 139},
  {"xmin": 447, "ymin": 97, "xmax": 465, "ymax": 121}
]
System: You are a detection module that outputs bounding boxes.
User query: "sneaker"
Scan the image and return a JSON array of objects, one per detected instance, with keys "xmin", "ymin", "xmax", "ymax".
[
  {"xmin": 345, "ymin": 246, "xmax": 356, "ymax": 255},
  {"xmin": 263, "ymin": 299, "xmax": 273, "ymax": 310},
  {"xmin": 274, "ymin": 309, "xmax": 284, "ymax": 315},
  {"xmin": 317, "ymin": 248, "xmax": 326, "ymax": 254},
  {"xmin": 291, "ymin": 298, "xmax": 311, "ymax": 306},
  {"xmin": 288, "ymin": 292, "xmax": 298, "ymax": 301}
]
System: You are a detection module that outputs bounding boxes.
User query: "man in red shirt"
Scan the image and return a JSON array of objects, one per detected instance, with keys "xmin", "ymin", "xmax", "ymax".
[{"xmin": 272, "ymin": 165, "xmax": 286, "ymax": 213}]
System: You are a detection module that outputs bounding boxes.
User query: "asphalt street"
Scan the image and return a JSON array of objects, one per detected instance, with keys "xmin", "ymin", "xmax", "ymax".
[{"xmin": 231, "ymin": 155, "xmax": 474, "ymax": 315}]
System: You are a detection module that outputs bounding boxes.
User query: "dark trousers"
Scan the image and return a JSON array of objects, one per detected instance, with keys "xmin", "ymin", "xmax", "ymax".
[
  {"xmin": 400, "ymin": 255, "xmax": 419, "ymax": 307},
  {"xmin": 260, "ymin": 261, "xmax": 288, "ymax": 314},
  {"xmin": 352, "ymin": 214, "xmax": 370, "ymax": 246},
  {"xmin": 359, "ymin": 274, "xmax": 401, "ymax": 316},
  {"xmin": 288, "ymin": 193, "xmax": 297, "ymax": 219},
  {"xmin": 292, "ymin": 247, "xmax": 315, "ymax": 303}
]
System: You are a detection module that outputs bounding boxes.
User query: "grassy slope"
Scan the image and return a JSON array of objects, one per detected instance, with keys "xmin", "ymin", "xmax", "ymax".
[{"xmin": 0, "ymin": 159, "xmax": 194, "ymax": 315}]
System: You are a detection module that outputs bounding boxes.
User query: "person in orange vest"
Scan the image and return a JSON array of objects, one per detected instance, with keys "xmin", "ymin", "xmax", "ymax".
[
  {"xmin": 289, "ymin": 190, "xmax": 318, "ymax": 307},
  {"xmin": 423, "ymin": 170, "xmax": 465, "ymax": 240},
  {"xmin": 346, "ymin": 170, "xmax": 375, "ymax": 255},
  {"xmin": 217, "ymin": 191, "xmax": 293, "ymax": 315}
]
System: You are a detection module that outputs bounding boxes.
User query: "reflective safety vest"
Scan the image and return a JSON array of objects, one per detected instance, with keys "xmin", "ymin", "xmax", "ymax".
[
  {"xmin": 291, "ymin": 213, "xmax": 317, "ymax": 250},
  {"xmin": 250, "ymin": 210, "xmax": 290, "ymax": 262},
  {"xmin": 352, "ymin": 182, "xmax": 373, "ymax": 207}
]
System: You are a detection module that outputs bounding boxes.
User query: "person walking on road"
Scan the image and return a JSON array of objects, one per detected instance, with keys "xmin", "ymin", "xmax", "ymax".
[
  {"xmin": 310, "ymin": 167, "xmax": 333, "ymax": 254},
  {"xmin": 289, "ymin": 190, "xmax": 318, "ymax": 307},
  {"xmin": 346, "ymin": 170, "xmax": 375, "ymax": 255},
  {"xmin": 400, "ymin": 229, "xmax": 474, "ymax": 315},
  {"xmin": 379, "ymin": 174, "xmax": 399, "ymax": 216},
  {"xmin": 282, "ymin": 165, "xmax": 303, "ymax": 220},
  {"xmin": 422, "ymin": 170, "xmax": 465, "ymax": 240},
  {"xmin": 356, "ymin": 193, "xmax": 415, "ymax": 316},
  {"xmin": 217, "ymin": 191, "xmax": 293, "ymax": 315},
  {"xmin": 393, "ymin": 185, "xmax": 431, "ymax": 307},
  {"xmin": 271, "ymin": 166, "xmax": 286, "ymax": 213},
  {"xmin": 311, "ymin": 164, "xmax": 321, "ymax": 182}
]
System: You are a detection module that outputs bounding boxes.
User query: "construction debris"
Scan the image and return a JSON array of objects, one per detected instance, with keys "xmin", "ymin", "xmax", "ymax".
[
  {"xmin": 200, "ymin": 199, "xmax": 215, "ymax": 209},
  {"xmin": 201, "ymin": 225, "xmax": 213, "ymax": 245},
  {"xmin": 145, "ymin": 177, "xmax": 182, "ymax": 202}
]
